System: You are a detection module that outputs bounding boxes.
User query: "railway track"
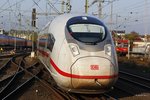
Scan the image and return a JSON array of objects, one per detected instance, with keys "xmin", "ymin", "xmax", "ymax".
[
  {"xmin": 0, "ymin": 57, "xmax": 19, "ymax": 91},
  {"xmin": 0, "ymin": 54, "xmax": 41, "ymax": 100},
  {"xmin": 68, "ymin": 93, "xmax": 117, "ymax": 100},
  {"xmin": 106, "ymin": 71, "xmax": 150, "ymax": 99},
  {"xmin": 0, "ymin": 51, "xmax": 31, "ymax": 59},
  {"xmin": 0, "ymin": 58, "xmax": 11, "ymax": 68},
  {"xmin": 0, "ymin": 54, "xmax": 77, "ymax": 100},
  {"xmin": 0, "ymin": 54, "xmax": 149, "ymax": 99},
  {"xmin": 119, "ymin": 71, "xmax": 150, "ymax": 89},
  {"xmin": 47, "ymin": 69, "xmax": 150, "ymax": 100},
  {"xmin": 37, "ymin": 68, "xmax": 77, "ymax": 100},
  {"xmin": 38, "ymin": 67, "xmax": 118, "ymax": 100}
]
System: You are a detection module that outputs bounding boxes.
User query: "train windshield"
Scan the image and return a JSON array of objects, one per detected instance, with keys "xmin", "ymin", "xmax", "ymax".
[{"xmin": 69, "ymin": 24, "xmax": 105, "ymax": 44}]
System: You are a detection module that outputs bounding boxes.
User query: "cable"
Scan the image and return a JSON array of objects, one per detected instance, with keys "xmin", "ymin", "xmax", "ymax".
[
  {"xmin": 0, "ymin": 0, "xmax": 25, "ymax": 13},
  {"xmin": 32, "ymin": 0, "xmax": 44, "ymax": 12},
  {"xmin": 46, "ymin": 0, "xmax": 60, "ymax": 14},
  {"xmin": 114, "ymin": 0, "xmax": 150, "ymax": 15},
  {"xmin": 0, "ymin": 0, "xmax": 9, "ymax": 9}
]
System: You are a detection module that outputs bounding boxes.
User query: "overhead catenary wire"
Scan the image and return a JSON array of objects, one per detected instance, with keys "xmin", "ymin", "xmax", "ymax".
[
  {"xmin": 0, "ymin": 0, "xmax": 150, "ymax": 34},
  {"xmin": 113, "ymin": 0, "xmax": 144, "ymax": 13},
  {"xmin": 0, "ymin": 0, "xmax": 9, "ymax": 9},
  {"xmin": 113, "ymin": 0, "xmax": 150, "ymax": 17},
  {"xmin": 0, "ymin": 0, "xmax": 25, "ymax": 13},
  {"xmin": 0, "ymin": 0, "xmax": 62, "ymax": 31},
  {"xmin": 32, "ymin": 0, "xmax": 45, "ymax": 12},
  {"xmin": 89, "ymin": 0, "xmax": 118, "ymax": 14},
  {"xmin": 102, "ymin": 0, "xmax": 150, "ymax": 32},
  {"xmin": 7, "ymin": 0, "xmax": 20, "ymax": 28},
  {"xmin": 46, "ymin": 0, "xmax": 61, "ymax": 14}
]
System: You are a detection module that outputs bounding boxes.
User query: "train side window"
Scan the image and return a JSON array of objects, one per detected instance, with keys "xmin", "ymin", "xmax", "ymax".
[
  {"xmin": 47, "ymin": 34, "xmax": 55, "ymax": 52},
  {"xmin": 39, "ymin": 36, "xmax": 47, "ymax": 48}
]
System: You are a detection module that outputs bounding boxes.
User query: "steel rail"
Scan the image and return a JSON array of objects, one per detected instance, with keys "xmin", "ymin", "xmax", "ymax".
[
  {"xmin": 0, "ymin": 54, "xmax": 38, "ymax": 99},
  {"xmin": 119, "ymin": 76, "xmax": 150, "ymax": 90},
  {"xmin": 119, "ymin": 71, "xmax": 150, "ymax": 82}
]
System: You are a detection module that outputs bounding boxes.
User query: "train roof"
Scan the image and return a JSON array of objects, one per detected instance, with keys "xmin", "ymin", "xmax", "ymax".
[
  {"xmin": 51, "ymin": 13, "xmax": 105, "ymax": 24},
  {"xmin": 41, "ymin": 14, "xmax": 105, "ymax": 29},
  {"xmin": 39, "ymin": 14, "xmax": 108, "ymax": 38},
  {"xmin": 116, "ymin": 39, "xmax": 128, "ymax": 43},
  {"xmin": 0, "ymin": 34, "xmax": 10, "ymax": 38},
  {"xmin": 0, "ymin": 34, "xmax": 27, "ymax": 40}
]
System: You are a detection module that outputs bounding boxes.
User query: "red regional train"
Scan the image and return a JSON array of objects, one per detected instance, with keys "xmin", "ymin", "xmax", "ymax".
[{"xmin": 115, "ymin": 39, "xmax": 128, "ymax": 56}]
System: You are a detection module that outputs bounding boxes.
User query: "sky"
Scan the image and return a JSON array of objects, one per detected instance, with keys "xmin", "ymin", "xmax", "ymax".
[{"xmin": 0, "ymin": 0, "xmax": 150, "ymax": 35}]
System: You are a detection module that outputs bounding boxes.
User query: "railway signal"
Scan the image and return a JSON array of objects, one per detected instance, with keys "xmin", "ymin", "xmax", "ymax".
[
  {"xmin": 31, "ymin": 8, "xmax": 36, "ymax": 27},
  {"xmin": 31, "ymin": 8, "xmax": 37, "ymax": 58}
]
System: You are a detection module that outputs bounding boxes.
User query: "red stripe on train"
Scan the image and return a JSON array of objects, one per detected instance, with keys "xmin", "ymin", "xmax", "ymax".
[
  {"xmin": 38, "ymin": 49, "xmax": 118, "ymax": 79},
  {"xmin": 50, "ymin": 58, "xmax": 118, "ymax": 79}
]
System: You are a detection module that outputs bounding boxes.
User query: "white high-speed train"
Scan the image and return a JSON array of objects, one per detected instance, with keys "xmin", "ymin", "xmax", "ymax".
[{"xmin": 37, "ymin": 14, "xmax": 118, "ymax": 93}]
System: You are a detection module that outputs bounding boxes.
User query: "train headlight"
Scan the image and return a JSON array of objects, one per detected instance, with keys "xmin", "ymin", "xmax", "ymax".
[
  {"xmin": 105, "ymin": 44, "xmax": 112, "ymax": 56},
  {"xmin": 69, "ymin": 45, "xmax": 80, "ymax": 56}
]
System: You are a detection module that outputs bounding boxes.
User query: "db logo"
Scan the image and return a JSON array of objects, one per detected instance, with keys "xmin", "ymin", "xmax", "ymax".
[{"xmin": 90, "ymin": 65, "xmax": 99, "ymax": 70}]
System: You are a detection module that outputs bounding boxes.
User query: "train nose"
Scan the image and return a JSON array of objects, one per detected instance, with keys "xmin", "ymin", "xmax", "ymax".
[{"xmin": 71, "ymin": 57, "xmax": 118, "ymax": 90}]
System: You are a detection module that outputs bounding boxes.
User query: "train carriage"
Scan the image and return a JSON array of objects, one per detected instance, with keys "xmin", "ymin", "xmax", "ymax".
[
  {"xmin": 0, "ymin": 34, "xmax": 9, "ymax": 46},
  {"xmin": 0, "ymin": 34, "xmax": 32, "ymax": 51},
  {"xmin": 37, "ymin": 14, "xmax": 118, "ymax": 93}
]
